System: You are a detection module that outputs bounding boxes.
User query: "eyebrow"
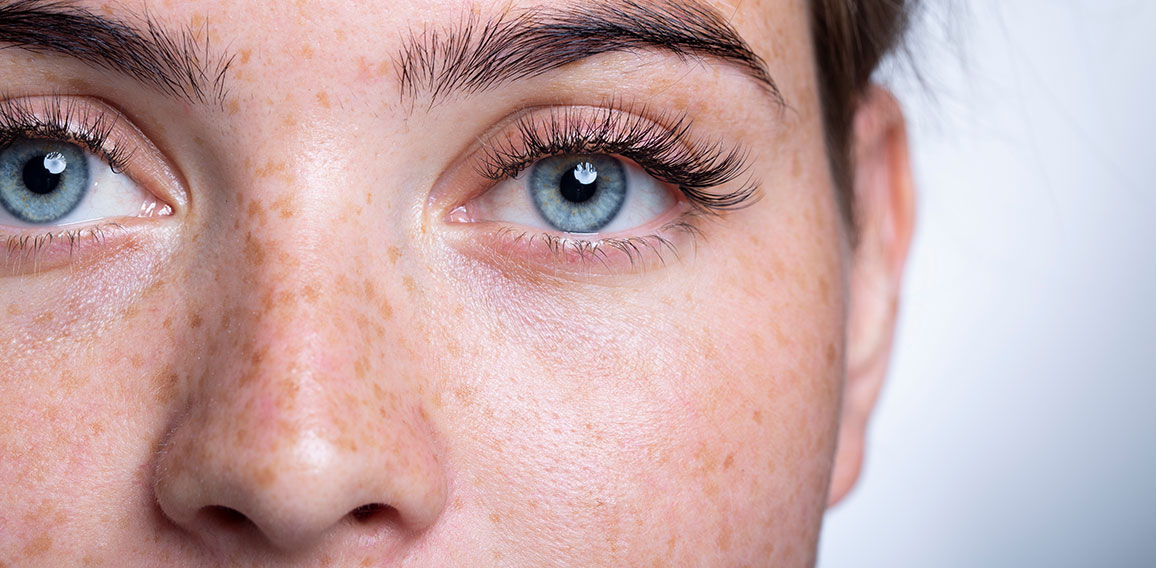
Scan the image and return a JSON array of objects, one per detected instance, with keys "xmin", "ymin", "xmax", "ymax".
[
  {"xmin": 396, "ymin": 0, "xmax": 784, "ymax": 109},
  {"xmin": 0, "ymin": 0, "xmax": 231, "ymax": 105}
]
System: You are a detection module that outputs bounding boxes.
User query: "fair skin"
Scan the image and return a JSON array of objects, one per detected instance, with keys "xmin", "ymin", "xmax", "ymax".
[{"xmin": 0, "ymin": 0, "xmax": 913, "ymax": 565}]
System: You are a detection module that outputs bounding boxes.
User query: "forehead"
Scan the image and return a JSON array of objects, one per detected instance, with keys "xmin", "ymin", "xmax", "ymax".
[{"xmin": 143, "ymin": 0, "xmax": 809, "ymax": 102}]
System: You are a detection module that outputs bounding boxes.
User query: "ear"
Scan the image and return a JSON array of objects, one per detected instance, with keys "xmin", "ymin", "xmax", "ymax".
[{"xmin": 827, "ymin": 86, "xmax": 916, "ymax": 507}]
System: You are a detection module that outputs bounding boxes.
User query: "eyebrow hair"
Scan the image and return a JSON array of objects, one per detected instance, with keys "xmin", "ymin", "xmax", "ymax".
[
  {"xmin": 396, "ymin": 0, "xmax": 784, "ymax": 109},
  {"xmin": 0, "ymin": 0, "xmax": 231, "ymax": 105}
]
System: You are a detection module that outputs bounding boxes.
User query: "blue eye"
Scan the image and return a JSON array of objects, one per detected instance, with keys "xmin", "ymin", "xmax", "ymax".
[
  {"xmin": 467, "ymin": 152, "xmax": 676, "ymax": 236},
  {"xmin": 529, "ymin": 155, "xmax": 627, "ymax": 233},
  {"xmin": 0, "ymin": 139, "xmax": 89, "ymax": 224}
]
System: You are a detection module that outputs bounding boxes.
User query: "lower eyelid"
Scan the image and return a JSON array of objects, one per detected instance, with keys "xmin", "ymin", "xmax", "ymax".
[
  {"xmin": 443, "ymin": 209, "xmax": 704, "ymax": 279},
  {"xmin": 0, "ymin": 222, "xmax": 130, "ymax": 276}
]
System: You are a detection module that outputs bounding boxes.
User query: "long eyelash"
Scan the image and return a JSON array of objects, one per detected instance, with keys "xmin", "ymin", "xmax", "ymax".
[
  {"xmin": 0, "ymin": 95, "xmax": 135, "ymax": 172},
  {"xmin": 478, "ymin": 103, "xmax": 759, "ymax": 211}
]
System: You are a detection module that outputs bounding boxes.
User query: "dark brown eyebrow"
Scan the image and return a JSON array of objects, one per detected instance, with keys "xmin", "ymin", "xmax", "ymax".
[
  {"xmin": 0, "ymin": 0, "xmax": 232, "ymax": 105},
  {"xmin": 396, "ymin": 0, "xmax": 784, "ymax": 109}
]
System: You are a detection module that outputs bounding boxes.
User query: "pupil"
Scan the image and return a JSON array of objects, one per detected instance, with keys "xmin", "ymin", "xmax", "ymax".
[
  {"xmin": 560, "ymin": 164, "xmax": 597, "ymax": 203},
  {"xmin": 22, "ymin": 154, "xmax": 63, "ymax": 195}
]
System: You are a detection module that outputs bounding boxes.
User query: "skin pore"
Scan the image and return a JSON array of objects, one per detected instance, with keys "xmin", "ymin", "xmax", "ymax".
[{"xmin": 0, "ymin": 0, "xmax": 914, "ymax": 565}]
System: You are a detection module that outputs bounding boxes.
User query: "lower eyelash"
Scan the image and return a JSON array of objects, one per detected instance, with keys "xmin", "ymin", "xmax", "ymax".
[
  {"xmin": 494, "ymin": 212, "xmax": 705, "ymax": 271},
  {"xmin": 478, "ymin": 102, "xmax": 759, "ymax": 213},
  {"xmin": 1, "ymin": 223, "xmax": 122, "ymax": 272}
]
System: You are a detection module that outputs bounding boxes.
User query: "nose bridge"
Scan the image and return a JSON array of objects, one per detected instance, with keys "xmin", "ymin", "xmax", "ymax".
[
  {"xmin": 212, "ymin": 114, "xmax": 397, "ymax": 395},
  {"xmin": 153, "ymin": 133, "xmax": 446, "ymax": 550}
]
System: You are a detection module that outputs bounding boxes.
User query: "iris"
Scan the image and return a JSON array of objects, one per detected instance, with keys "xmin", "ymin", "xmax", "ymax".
[
  {"xmin": 0, "ymin": 139, "xmax": 89, "ymax": 224},
  {"xmin": 529, "ymin": 155, "xmax": 626, "ymax": 233}
]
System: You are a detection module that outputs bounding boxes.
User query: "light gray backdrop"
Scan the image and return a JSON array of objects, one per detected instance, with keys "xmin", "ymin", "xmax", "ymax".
[{"xmin": 818, "ymin": 1, "xmax": 1156, "ymax": 566}]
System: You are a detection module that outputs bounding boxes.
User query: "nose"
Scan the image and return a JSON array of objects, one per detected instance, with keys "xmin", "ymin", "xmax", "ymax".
[{"xmin": 153, "ymin": 196, "xmax": 446, "ymax": 553}]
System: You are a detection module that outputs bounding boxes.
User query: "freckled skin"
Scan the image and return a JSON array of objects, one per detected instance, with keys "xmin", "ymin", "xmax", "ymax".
[{"xmin": 0, "ymin": 0, "xmax": 909, "ymax": 566}]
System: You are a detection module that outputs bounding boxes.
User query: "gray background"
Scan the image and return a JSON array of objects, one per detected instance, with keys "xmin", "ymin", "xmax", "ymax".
[{"xmin": 817, "ymin": 1, "xmax": 1156, "ymax": 566}]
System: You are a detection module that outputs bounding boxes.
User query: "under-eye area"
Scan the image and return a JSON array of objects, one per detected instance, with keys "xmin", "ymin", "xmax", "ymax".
[
  {"xmin": 441, "ymin": 103, "xmax": 758, "ymax": 274},
  {"xmin": 0, "ymin": 95, "xmax": 176, "ymax": 273}
]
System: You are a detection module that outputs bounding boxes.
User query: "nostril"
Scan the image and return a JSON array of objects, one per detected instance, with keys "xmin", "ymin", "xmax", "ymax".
[
  {"xmin": 201, "ymin": 505, "xmax": 252, "ymax": 528},
  {"xmin": 350, "ymin": 503, "xmax": 396, "ymax": 524}
]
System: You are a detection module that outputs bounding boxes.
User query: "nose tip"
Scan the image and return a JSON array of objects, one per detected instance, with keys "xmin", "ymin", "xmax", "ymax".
[{"xmin": 154, "ymin": 404, "xmax": 448, "ymax": 553}]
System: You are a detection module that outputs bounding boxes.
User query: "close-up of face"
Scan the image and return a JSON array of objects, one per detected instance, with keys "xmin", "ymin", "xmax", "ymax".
[{"xmin": 0, "ymin": 0, "xmax": 915, "ymax": 565}]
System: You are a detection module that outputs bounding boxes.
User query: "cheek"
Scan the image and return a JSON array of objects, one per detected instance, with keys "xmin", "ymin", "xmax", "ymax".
[
  {"xmin": 426, "ymin": 207, "xmax": 846, "ymax": 565},
  {"xmin": 0, "ymin": 233, "xmax": 183, "ymax": 556}
]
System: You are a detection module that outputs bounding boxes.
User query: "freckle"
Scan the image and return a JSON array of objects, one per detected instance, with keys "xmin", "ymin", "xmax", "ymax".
[
  {"xmin": 250, "ymin": 346, "xmax": 269, "ymax": 367},
  {"xmin": 131, "ymin": 354, "xmax": 144, "ymax": 368},
  {"xmin": 153, "ymin": 372, "xmax": 180, "ymax": 403},
  {"xmin": 162, "ymin": 316, "xmax": 172, "ymax": 329},
  {"xmin": 301, "ymin": 284, "xmax": 320, "ymax": 301},
  {"xmin": 190, "ymin": 314, "xmax": 203, "ymax": 328},
  {"xmin": 445, "ymin": 337, "xmax": 462, "ymax": 358},
  {"xmin": 792, "ymin": 153, "xmax": 802, "ymax": 178},
  {"xmin": 489, "ymin": 512, "xmax": 503, "ymax": 525},
  {"xmin": 315, "ymin": 91, "xmax": 330, "ymax": 108},
  {"xmin": 239, "ymin": 49, "xmax": 252, "ymax": 64},
  {"xmin": 244, "ymin": 233, "xmax": 267, "ymax": 265},
  {"xmin": 752, "ymin": 409, "xmax": 763, "ymax": 424},
  {"xmin": 716, "ymin": 522, "xmax": 733, "ymax": 549},
  {"xmin": 255, "ymin": 160, "xmax": 289, "ymax": 181},
  {"xmin": 374, "ymin": 59, "xmax": 390, "ymax": 77},
  {"xmin": 402, "ymin": 276, "xmax": 418, "ymax": 295},
  {"xmin": 33, "ymin": 311, "xmax": 54, "ymax": 324},
  {"xmin": 6, "ymin": 303, "xmax": 18, "ymax": 315},
  {"xmin": 387, "ymin": 247, "xmax": 402, "ymax": 265},
  {"xmin": 770, "ymin": 320, "xmax": 789, "ymax": 348},
  {"xmin": 817, "ymin": 274, "xmax": 830, "ymax": 297},
  {"xmin": 454, "ymin": 385, "xmax": 476, "ymax": 406},
  {"xmin": 723, "ymin": 453, "xmax": 735, "ymax": 470},
  {"xmin": 253, "ymin": 464, "xmax": 277, "ymax": 488},
  {"xmin": 23, "ymin": 534, "xmax": 52, "ymax": 556},
  {"xmin": 825, "ymin": 342, "xmax": 837, "ymax": 365},
  {"xmin": 246, "ymin": 200, "xmax": 266, "ymax": 221}
]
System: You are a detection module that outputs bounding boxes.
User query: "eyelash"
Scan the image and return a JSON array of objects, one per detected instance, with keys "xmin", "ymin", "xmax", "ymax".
[
  {"xmin": 477, "ymin": 103, "xmax": 759, "ymax": 213},
  {"xmin": 0, "ymin": 95, "xmax": 135, "ymax": 173}
]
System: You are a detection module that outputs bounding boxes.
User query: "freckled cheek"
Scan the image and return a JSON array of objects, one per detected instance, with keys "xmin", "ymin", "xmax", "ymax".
[{"xmin": 0, "ymin": 238, "xmax": 191, "ymax": 547}]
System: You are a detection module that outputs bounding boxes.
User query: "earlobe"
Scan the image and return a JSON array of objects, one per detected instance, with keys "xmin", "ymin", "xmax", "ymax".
[{"xmin": 828, "ymin": 86, "xmax": 916, "ymax": 507}]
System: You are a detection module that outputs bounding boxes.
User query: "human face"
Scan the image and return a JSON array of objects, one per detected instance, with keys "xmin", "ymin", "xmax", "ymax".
[{"xmin": 0, "ymin": 0, "xmax": 911, "ymax": 565}]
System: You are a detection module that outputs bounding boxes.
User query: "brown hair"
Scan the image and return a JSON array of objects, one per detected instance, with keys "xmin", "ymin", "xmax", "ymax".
[{"xmin": 809, "ymin": 0, "xmax": 916, "ymax": 225}]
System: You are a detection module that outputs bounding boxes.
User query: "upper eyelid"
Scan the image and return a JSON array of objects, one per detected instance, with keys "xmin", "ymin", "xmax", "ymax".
[
  {"xmin": 0, "ymin": 95, "xmax": 187, "ymax": 215},
  {"xmin": 471, "ymin": 103, "xmax": 760, "ymax": 212},
  {"xmin": 0, "ymin": 95, "xmax": 137, "ymax": 171}
]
